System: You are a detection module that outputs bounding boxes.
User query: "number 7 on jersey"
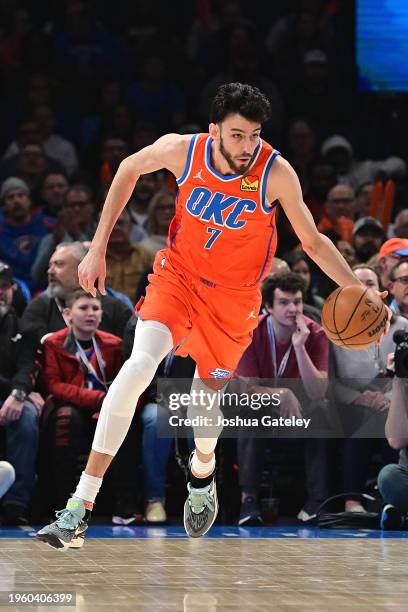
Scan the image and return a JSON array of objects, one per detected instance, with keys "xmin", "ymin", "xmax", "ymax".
[{"xmin": 204, "ymin": 227, "xmax": 222, "ymax": 250}]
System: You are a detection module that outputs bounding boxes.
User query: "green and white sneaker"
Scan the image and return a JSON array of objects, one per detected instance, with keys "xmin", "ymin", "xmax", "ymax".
[
  {"xmin": 183, "ymin": 478, "xmax": 218, "ymax": 538},
  {"xmin": 36, "ymin": 498, "xmax": 90, "ymax": 551}
]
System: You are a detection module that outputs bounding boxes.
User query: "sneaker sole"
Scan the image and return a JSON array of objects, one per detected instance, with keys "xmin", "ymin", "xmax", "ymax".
[
  {"xmin": 183, "ymin": 484, "xmax": 219, "ymax": 538},
  {"xmin": 69, "ymin": 534, "xmax": 86, "ymax": 549},
  {"xmin": 36, "ymin": 532, "xmax": 70, "ymax": 551}
]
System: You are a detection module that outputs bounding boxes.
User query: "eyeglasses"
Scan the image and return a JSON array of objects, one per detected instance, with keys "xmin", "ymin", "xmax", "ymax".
[{"xmin": 394, "ymin": 275, "xmax": 408, "ymax": 285}]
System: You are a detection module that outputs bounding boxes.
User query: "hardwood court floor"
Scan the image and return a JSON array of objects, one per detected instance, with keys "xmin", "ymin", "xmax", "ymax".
[{"xmin": 1, "ymin": 527, "xmax": 407, "ymax": 611}]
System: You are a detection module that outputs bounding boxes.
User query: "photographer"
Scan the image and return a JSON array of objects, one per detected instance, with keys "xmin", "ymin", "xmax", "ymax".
[{"xmin": 377, "ymin": 331, "xmax": 408, "ymax": 529}]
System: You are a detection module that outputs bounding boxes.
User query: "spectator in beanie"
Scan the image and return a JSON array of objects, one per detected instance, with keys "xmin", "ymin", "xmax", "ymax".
[{"xmin": 0, "ymin": 177, "xmax": 54, "ymax": 289}]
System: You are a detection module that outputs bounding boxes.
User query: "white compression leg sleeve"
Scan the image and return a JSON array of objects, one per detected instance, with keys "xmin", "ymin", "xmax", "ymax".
[
  {"xmin": 187, "ymin": 368, "xmax": 225, "ymax": 457},
  {"xmin": 92, "ymin": 319, "xmax": 173, "ymax": 456}
]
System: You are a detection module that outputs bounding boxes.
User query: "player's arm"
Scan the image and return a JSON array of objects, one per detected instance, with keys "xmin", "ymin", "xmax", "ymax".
[
  {"xmin": 79, "ymin": 134, "xmax": 189, "ymax": 295},
  {"xmin": 266, "ymin": 157, "xmax": 362, "ymax": 288}
]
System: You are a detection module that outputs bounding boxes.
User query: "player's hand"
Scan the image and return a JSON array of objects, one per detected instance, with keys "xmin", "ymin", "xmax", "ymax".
[
  {"xmin": 292, "ymin": 313, "xmax": 310, "ymax": 349},
  {"xmin": 77, "ymin": 245, "xmax": 107, "ymax": 297}
]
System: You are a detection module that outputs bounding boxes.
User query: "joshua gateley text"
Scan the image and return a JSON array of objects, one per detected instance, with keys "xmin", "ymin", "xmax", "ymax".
[{"xmin": 168, "ymin": 415, "xmax": 311, "ymax": 429}]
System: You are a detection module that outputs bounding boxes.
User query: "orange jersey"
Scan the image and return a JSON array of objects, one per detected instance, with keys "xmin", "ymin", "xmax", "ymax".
[{"xmin": 166, "ymin": 133, "xmax": 280, "ymax": 289}]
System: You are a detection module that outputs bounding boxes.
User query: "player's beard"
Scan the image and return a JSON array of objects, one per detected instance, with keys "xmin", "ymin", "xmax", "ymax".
[{"xmin": 219, "ymin": 136, "xmax": 254, "ymax": 175}]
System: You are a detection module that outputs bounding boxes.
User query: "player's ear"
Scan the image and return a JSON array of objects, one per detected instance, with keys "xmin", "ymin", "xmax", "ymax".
[{"xmin": 209, "ymin": 123, "xmax": 219, "ymax": 139}]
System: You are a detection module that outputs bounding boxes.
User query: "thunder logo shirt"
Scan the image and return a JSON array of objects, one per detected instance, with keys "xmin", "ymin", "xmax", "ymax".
[{"xmin": 167, "ymin": 133, "xmax": 280, "ymax": 290}]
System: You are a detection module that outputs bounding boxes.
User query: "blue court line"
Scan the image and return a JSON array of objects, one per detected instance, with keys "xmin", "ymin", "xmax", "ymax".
[{"xmin": 2, "ymin": 525, "xmax": 408, "ymax": 539}]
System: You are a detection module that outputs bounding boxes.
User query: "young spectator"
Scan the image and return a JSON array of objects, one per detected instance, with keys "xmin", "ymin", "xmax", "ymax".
[
  {"xmin": 330, "ymin": 264, "xmax": 403, "ymax": 512},
  {"xmin": 236, "ymin": 272, "xmax": 330, "ymax": 524},
  {"xmin": 105, "ymin": 210, "xmax": 154, "ymax": 301},
  {"xmin": 0, "ymin": 261, "xmax": 44, "ymax": 525},
  {"xmin": 317, "ymin": 184, "xmax": 355, "ymax": 243},
  {"xmin": 22, "ymin": 242, "xmax": 132, "ymax": 341},
  {"xmin": 42, "ymin": 289, "xmax": 123, "ymax": 508},
  {"xmin": 140, "ymin": 190, "xmax": 176, "ymax": 255},
  {"xmin": 0, "ymin": 177, "xmax": 54, "ymax": 289},
  {"xmin": 352, "ymin": 217, "xmax": 385, "ymax": 264}
]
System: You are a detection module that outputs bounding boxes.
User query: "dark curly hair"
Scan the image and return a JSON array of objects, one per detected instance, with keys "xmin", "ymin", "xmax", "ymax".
[
  {"xmin": 261, "ymin": 272, "xmax": 306, "ymax": 307},
  {"xmin": 210, "ymin": 82, "xmax": 271, "ymax": 124}
]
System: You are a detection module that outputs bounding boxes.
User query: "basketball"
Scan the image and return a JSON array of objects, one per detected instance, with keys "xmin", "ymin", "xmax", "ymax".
[{"xmin": 321, "ymin": 285, "xmax": 387, "ymax": 350}]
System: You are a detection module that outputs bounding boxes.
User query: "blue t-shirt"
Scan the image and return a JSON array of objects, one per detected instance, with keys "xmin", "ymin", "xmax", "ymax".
[{"xmin": 0, "ymin": 210, "xmax": 55, "ymax": 288}]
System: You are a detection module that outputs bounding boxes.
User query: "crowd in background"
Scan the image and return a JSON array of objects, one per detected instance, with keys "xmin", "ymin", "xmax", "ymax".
[{"xmin": 1, "ymin": 0, "xmax": 408, "ymax": 527}]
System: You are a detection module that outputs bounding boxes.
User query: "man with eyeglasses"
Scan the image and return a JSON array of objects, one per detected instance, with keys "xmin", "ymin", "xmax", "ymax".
[
  {"xmin": 378, "ymin": 239, "xmax": 408, "ymax": 292},
  {"xmin": 389, "ymin": 258, "xmax": 408, "ymax": 319}
]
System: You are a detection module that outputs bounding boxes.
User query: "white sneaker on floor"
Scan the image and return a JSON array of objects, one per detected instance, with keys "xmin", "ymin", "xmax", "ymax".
[
  {"xmin": 297, "ymin": 508, "xmax": 317, "ymax": 522},
  {"xmin": 145, "ymin": 501, "xmax": 167, "ymax": 523}
]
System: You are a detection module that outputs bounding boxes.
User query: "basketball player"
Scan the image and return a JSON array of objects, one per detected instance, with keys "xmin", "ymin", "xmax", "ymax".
[{"xmin": 36, "ymin": 83, "xmax": 390, "ymax": 548}]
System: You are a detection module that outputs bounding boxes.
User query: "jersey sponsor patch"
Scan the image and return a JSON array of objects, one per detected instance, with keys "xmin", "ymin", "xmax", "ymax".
[
  {"xmin": 240, "ymin": 175, "xmax": 259, "ymax": 192},
  {"xmin": 209, "ymin": 368, "xmax": 231, "ymax": 380}
]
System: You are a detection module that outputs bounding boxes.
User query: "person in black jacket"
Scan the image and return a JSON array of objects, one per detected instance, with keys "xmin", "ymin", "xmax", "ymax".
[
  {"xmin": 20, "ymin": 242, "xmax": 132, "ymax": 341},
  {"xmin": 0, "ymin": 261, "xmax": 43, "ymax": 525}
]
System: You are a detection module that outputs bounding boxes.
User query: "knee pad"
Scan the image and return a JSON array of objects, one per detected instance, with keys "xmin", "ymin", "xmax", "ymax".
[{"xmin": 103, "ymin": 350, "xmax": 159, "ymax": 420}]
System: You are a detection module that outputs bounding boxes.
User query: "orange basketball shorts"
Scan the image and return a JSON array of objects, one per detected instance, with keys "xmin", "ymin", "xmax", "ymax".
[{"xmin": 137, "ymin": 249, "xmax": 262, "ymax": 388}]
